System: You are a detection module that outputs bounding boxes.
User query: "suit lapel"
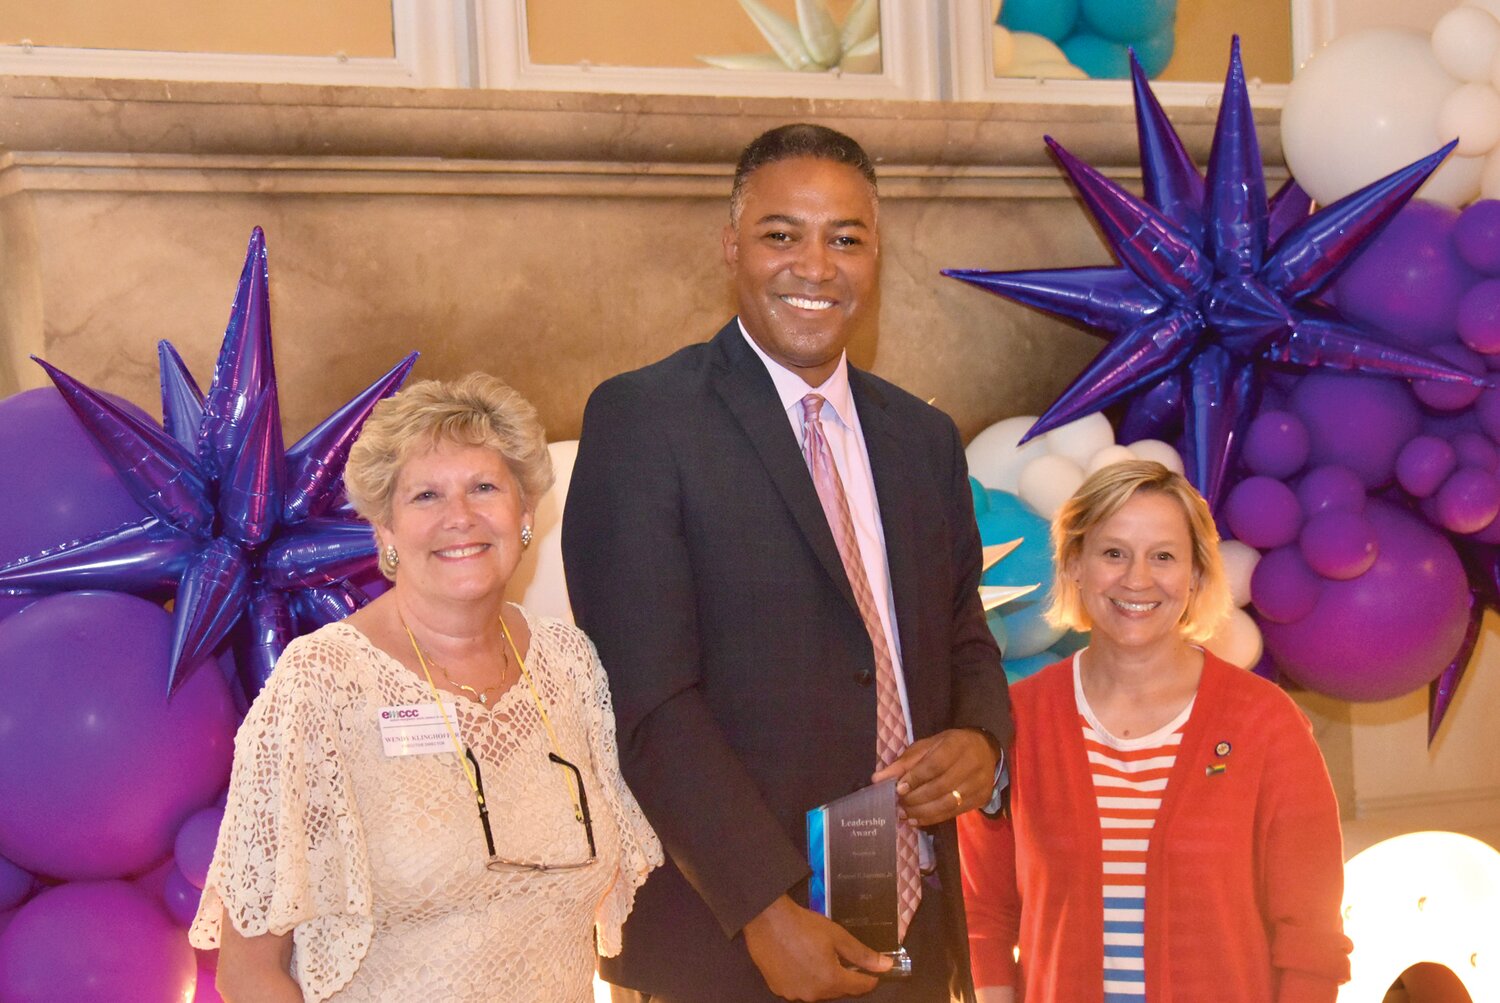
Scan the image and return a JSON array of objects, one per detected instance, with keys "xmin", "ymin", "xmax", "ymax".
[
  {"xmin": 710, "ymin": 324, "xmax": 858, "ymax": 611},
  {"xmin": 853, "ymin": 370, "xmax": 926, "ymax": 715}
]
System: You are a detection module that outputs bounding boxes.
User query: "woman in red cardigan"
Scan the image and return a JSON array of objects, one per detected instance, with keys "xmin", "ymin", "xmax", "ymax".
[{"xmin": 959, "ymin": 460, "xmax": 1351, "ymax": 1003}]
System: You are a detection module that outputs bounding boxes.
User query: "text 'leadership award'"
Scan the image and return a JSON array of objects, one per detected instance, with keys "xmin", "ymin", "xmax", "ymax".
[{"xmin": 806, "ymin": 777, "xmax": 911, "ymax": 977}]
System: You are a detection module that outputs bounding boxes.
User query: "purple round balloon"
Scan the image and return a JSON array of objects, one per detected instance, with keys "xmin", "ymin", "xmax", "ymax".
[
  {"xmin": 1453, "ymin": 431, "xmax": 1499, "ymax": 472},
  {"xmin": 132, "ymin": 857, "xmax": 173, "ymax": 902},
  {"xmin": 1250, "ymin": 545, "xmax": 1323, "ymax": 625},
  {"xmin": 0, "ymin": 854, "xmax": 32, "ymax": 912},
  {"xmin": 1475, "ymin": 388, "xmax": 1500, "ymax": 444},
  {"xmin": 1397, "ymin": 436, "xmax": 1460, "ymax": 498},
  {"xmin": 162, "ymin": 865, "xmax": 201, "ymax": 927},
  {"xmin": 1413, "ymin": 343, "xmax": 1485, "ymax": 411},
  {"xmin": 0, "ymin": 592, "xmax": 237, "ymax": 879},
  {"xmin": 0, "ymin": 880, "xmax": 196, "ymax": 1003},
  {"xmin": 1299, "ymin": 509, "xmax": 1378, "ymax": 580},
  {"xmin": 1224, "ymin": 476, "xmax": 1303, "ymax": 549},
  {"xmin": 1242, "ymin": 409, "xmax": 1310, "ymax": 478},
  {"xmin": 1262, "ymin": 501, "xmax": 1470, "ymax": 701},
  {"xmin": 1296, "ymin": 465, "xmax": 1367, "ymax": 516},
  {"xmin": 173, "ymin": 807, "xmax": 223, "ymax": 891},
  {"xmin": 1334, "ymin": 200, "xmax": 1475, "ymax": 346},
  {"xmin": 1454, "ymin": 199, "xmax": 1500, "ymax": 275},
  {"xmin": 1457, "ymin": 279, "xmax": 1500, "ymax": 354},
  {"xmin": 0, "ymin": 389, "xmax": 152, "ymax": 568},
  {"xmin": 1435, "ymin": 466, "xmax": 1500, "ymax": 534},
  {"xmin": 1290, "ymin": 374, "xmax": 1422, "ymax": 487},
  {"xmin": 1473, "ymin": 507, "xmax": 1500, "ymax": 543}
]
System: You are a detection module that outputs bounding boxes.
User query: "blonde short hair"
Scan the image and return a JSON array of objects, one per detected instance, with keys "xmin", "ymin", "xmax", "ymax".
[
  {"xmin": 344, "ymin": 372, "xmax": 554, "ymax": 528},
  {"xmin": 1044, "ymin": 460, "xmax": 1231, "ymax": 644}
]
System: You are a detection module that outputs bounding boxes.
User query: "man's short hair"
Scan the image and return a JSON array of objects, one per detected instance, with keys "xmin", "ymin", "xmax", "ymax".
[{"xmin": 729, "ymin": 123, "xmax": 878, "ymax": 225}]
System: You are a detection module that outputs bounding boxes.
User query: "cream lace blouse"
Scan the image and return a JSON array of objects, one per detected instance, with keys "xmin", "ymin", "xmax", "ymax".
[{"xmin": 189, "ymin": 609, "xmax": 661, "ymax": 1002}]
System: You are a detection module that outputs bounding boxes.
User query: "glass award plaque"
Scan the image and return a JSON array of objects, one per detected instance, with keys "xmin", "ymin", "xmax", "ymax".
[{"xmin": 806, "ymin": 777, "xmax": 911, "ymax": 978}]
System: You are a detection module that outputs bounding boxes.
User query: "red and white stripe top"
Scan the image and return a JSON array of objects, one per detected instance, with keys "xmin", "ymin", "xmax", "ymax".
[{"xmin": 1074, "ymin": 655, "xmax": 1195, "ymax": 1002}]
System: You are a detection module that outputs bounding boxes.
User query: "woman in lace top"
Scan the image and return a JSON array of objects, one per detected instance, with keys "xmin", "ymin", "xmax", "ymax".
[{"xmin": 190, "ymin": 373, "xmax": 661, "ymax": 1002}]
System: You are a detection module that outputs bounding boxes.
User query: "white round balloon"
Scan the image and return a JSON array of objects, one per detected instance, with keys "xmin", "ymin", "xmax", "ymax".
[
  {"xmin": 1125, "ymin": 439, "xmax": 1184, "ymax": 475},
  {"xmin": 992, "ymin": 25, "xmax": 1016, "ymax": 73},
  {"xmin": 512, "ymin": 439, "xmax": 577, "ymax": 623},
  {"xmin": 1438, "ymin": 82, "xmax": 1500, "ymax": 157},
  {"xmin": 1282, "ymin": 29, "xmax": 1460, "ymax": 206},
  {"xmin": 1086, "ymin": 444, "xmax": 1138, "ymax": 475},
  {"xmin": 1017, "ymin": 454, "xmax": 1086, "ymax": 520},
  {"xmin": 1009, "ymin": 31, "xmax": 1074, "ymax": 69},
  {"xmin": 1432, "ymin": 6, "xmax": 1500, "ymax": 82},
  {"xmin": 1420, "ymin": 150, "xmax": 1485, "ymax": 207},
  {"xmin": 966, "ymin": 415, "xmax": 1048, "ymax": 493},
  {"xmin": 1205, "ymin": 607, "xmax": 1263, "ymax": 669},
  {"xmin": 1217, "ymin": 540, "xmax": 1261, "ymax": 609},
  {"xmin": 1483, "ymin": 145, "xmax": 1500, "ymax": 198},
  {"xmin": 1044, "ymin": 413, "xmax": 1116, "ymax": 468},
  {"xmin": 1027, "ymin": 59, "xmax": 1089, "ymax": 81}
]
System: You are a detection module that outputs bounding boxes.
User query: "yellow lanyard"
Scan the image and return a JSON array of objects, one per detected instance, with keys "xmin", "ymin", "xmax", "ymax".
[{"xmin": 400, "ymin": 610, "xmax": 584, "ymax": 824}]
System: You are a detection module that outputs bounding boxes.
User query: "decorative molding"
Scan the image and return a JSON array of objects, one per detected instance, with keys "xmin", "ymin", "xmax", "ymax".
[
  {"xmin": 1354, "ymin": 784, "xmax": 1500, "ymax": 820},
  {"xmin": 0, "ymin": 75, "xmax": 1282, "ymax": 178},
  {"xmin": 0, "ymin": 0, "xmax": 467, "ymax": 88}
]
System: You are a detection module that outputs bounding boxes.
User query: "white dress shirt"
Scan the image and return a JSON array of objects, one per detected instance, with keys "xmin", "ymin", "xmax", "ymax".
[
  {"xmin": 739, "ymin": 322, "xmax": 917, "ymax": 743},
  {"xmin": 739, "ymin": 322, "xmax": 1007, "ymax": 836}
]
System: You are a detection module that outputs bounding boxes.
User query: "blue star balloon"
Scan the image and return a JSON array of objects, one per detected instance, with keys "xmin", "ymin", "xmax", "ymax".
[
  {"xmin": 0, "ymin": 228, "xmax": 417, "ymax": 696},
  {"xmin": 944, "ymin": 39, "xmax": 1484, "ymax": 509}
]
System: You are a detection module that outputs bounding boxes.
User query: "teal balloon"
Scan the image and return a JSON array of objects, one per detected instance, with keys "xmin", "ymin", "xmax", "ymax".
[
  {"xmin": 1132, "ymin": 22, "xmax": 1177, "ymax": 77},
  {"xmin": 1004, "ymin": 647, "xmax": 1070, "ymax": 684},
  {"xmin": 986, "ymin": 611, "xmax": 1009, "ymax": 654},
  {"xmin": 997, "ymin": 0, "xmax": 1080, "ymax": 43},
  {"xmin": 970, "ymin": 476, "xmax": 990, "ymax": 516},
  {"xmin": 1061, "ymin": 32, "xmax": 1133, "ymax": 79},
  {"xmin": 1079, "ymin": 0, "xmax": 1176, "ymax": 44},
  {"xmin": 1051, "ymin": 629, "xmax": 1091, "ymax": 657},
  {"xmin": 976, "ymin": 489, "xmax": 1064, "ymax": 659}
]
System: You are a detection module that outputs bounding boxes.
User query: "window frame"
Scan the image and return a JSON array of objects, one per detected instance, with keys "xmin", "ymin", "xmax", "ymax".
[{"xmin": 0, "ymin": 0, "xmax": 468, "ymax": 88}]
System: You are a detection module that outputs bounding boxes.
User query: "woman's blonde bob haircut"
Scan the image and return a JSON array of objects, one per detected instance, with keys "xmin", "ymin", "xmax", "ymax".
[
  {"xmin": 1044, "ymin": 459, "xmax": 1231, "ymax": 644},
  {"xmin": 344, "ymin": 372, "xmax": 554, "ymax": 529}
]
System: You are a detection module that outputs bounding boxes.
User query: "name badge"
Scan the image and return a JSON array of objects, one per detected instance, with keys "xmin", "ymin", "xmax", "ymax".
[{"xmin": 377, "ymin": 700, "xmax": 459, "ymax": 758}]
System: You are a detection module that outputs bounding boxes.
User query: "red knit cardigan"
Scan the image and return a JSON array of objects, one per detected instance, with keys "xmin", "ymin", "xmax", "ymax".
[{"xmin": 958, "ymin": 652, "xmax": 1352, "ymax": 1002}]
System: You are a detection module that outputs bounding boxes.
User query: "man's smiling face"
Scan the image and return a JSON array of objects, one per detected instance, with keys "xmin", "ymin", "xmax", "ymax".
[{"xmin": 723, "ymin": 156, "xmax": 879, "ymax": 387}]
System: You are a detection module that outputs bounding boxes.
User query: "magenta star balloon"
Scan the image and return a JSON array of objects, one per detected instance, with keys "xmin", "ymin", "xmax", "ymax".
[
  {"xmin": 0, "ymin": 227, "xmax": 417, "ymax": 696},
  {"xmin": 944, "ymin": 39, "xmax": 1482, "ymax": 508}
]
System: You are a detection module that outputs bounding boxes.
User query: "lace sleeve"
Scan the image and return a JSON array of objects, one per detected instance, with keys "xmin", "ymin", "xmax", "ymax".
[
  {"xmin": 571, "ymin": 626, "xmax": 663, "ymax": 957},
  {"xmin": 188, "ymin": 630, "xmax": 375, "ymax": 1003}
]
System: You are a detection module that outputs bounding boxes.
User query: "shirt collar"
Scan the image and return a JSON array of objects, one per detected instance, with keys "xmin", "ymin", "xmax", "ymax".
[{"xmin": 737, "ymin": 317, "xmax": 857, "ymax": 432}]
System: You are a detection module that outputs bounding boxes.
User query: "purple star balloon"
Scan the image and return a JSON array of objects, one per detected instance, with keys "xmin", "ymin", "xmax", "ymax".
[
  {"xmin": 944, "ymin": 39, "xmax": 1484, "ymax": 509},
  {"xmin": 0, "ymin": 227, "xmax": 418, "ymax": 696}
]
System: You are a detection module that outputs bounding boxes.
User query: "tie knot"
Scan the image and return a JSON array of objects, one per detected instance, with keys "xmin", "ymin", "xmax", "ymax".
[{"xmin": 800, "ymin": 393, "xmax": 825, "ymax": 425}]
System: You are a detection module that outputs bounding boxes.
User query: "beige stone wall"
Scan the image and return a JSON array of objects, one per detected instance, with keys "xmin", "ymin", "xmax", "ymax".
[{"xmin": 0, "ymin": 75, "xmax": 1242, "ymax": 446}]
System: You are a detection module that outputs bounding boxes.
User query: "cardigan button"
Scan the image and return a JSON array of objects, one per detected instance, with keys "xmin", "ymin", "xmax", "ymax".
[{"xmin": 854, "ymin": 668, "xmax": 874, "ymax": 686}]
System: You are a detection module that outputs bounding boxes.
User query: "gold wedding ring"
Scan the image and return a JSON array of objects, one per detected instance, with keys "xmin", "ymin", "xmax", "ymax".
[{"xmin": 950, "ymin": 789, "xmax": 963, "ymax": 805}]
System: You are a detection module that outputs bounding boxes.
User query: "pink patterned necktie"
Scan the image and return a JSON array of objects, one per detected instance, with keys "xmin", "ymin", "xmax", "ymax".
[{"xmin": 799, "ymin": 392, "xmax": 921, "ymax": 940}]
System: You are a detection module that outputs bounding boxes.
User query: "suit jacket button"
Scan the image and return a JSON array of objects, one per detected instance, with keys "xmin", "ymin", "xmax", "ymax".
[{"xmin": 855, "ymin": 669, "xmax": 874, "ymax": 686}]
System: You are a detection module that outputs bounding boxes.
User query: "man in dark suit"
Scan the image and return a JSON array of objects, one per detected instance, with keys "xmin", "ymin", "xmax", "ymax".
[{"xmin": 563, "ymin": 124, "xmax": 1011, "ymax": 1003}]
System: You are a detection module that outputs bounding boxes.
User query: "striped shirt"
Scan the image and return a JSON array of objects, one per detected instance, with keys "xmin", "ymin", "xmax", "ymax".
[{"xmin": 1074, "ymin": 657, "xmax": 1194, "ymax": 1003}]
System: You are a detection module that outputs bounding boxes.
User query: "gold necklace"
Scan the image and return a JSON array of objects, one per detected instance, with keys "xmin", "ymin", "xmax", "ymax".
[{"xmin": 401, "ymin": 617, "xmax": 511, "ymax": 706}]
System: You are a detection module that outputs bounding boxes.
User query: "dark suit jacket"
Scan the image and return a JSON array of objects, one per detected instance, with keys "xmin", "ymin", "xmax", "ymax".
[{"xmin": 563, "ymin": 321, "xmax": 1011, "ymax": 1002}]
